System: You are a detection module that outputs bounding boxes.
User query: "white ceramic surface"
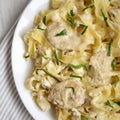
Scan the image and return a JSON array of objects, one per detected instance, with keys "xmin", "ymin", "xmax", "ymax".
[{"xmin": 11, "ymin": 0, "xmax": 56, "ymax": 119}]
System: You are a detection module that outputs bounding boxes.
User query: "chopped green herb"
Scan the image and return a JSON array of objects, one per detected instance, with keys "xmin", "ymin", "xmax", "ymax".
[
  {"xmin": 53, "ymin": 50, "xmax": 60, "ymax": 65},
  {"xmin": 95, "ymin": 115, "xmax": 97, "ymax": 119},
  {"xmin": 70, "ymin": 74, "xmax": 82, "ymax": 80},
  {"xmin": 70, "ymin": 10, "xmax": 74, "ymax": 16},
  {"xmin": 35, "ymin": 68, "xmax": 40, "ymax": 74},
  {"xmin": 107, "ymin": 38, "xmax": 113, "ymax": 56},
  {"xmin": 81, "ymin": 26, "xmax": 88, "ymax": 35},
  {"xmin": 79, "ymin": 24, "xmax": 86, "ymax": 27},
  {"xmin": 55, "ymin": 29, "xmax": 67, "ymax": 36},
  {"xmin": 68, "ymin": 64, "xmax": 87, "ymax": 71},
  {"xmin": 79, "ymin": 24, "xmax": 88, "ymax": 35},
  {"xmin": 112, "ymin": 100, "xmax": 120, "ymax": 106},
  {"xmin": 82, "ymin": 4, "xmax": 94, "ymax": 11},
  {"xmin": 105, "ymin": 100, "xmax": 113, "ymax": 108},
  {"xmin": 41, "ymin": 69, "xmax": 59, "ymax": 81},
  {"xmin": 101, "ymin": 9, "xmax": 109, "ymax": 27},
  {"xmin": 24, "ymin": 53, "xmax": 30, "ymax": 59},
  {"xmin": 39, "ymin": 53, "xmax": 48, "ymax": 59},
  {"xmin": 81, "ymin": 115, "xmax": 88, "ymax": 120},
  {"xmin": 41, "ymin": 69, "xmax": 54, "ymax": 77},
  {"xmin": 66, "ymin": 87, "xmax": 75, "ymax": 93},
  {"xmin": 67, "ymin": 12, "xmax": 77, "ymax": 28},
  {"xmin": 43, "ymin": 16, "xmax": 46, "ymax": 25},
  {"xmin": 35, "ymin": 68, "xmax": 59, "ymax": 80},
  {"xmin": 111, "ymin": 59, "xmax": 115, "ymax": 70},
  {"xmin": 24, "ymin": 55, "xmax": 30, "ymax": 59},
  {"xmin": 37, "ymin": 26, "xmax": 45, "ymax": 30}
]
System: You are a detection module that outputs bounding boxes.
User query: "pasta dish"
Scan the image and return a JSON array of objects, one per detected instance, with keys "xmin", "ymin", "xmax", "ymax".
[{"xmin": 24, "ymin": 0, "xmax": 120, "ymax": 119}]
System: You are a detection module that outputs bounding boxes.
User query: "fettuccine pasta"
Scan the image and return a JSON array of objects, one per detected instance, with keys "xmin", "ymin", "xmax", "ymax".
[{"xmin": 24, "ymin": 0, "xmax": 120, "ymax": 119}]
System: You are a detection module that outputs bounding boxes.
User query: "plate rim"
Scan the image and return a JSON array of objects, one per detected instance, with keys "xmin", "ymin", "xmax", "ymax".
[
  {"xmin": 11, "ymin": 0, "xmax": 35, "ymax": 119},
  {"xmin": 11, "ymin": 0, "xmax": 51, "ymax": 120}
]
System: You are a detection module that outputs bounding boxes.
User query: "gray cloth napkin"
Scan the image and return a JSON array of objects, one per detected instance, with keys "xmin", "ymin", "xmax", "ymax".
[
  {"xmin": 0, "ymin": 23, "xmax": 33, "ymax": 120},
  {"xmin": 0, "ymin": 2, "xmax": 34, "ymax": 120}
]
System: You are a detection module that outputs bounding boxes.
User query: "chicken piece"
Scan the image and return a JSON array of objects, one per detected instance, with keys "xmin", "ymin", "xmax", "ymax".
[
  {"xmin": 46, "ymin": 22, "xmax": 88, "ymax": 51},
  {"xmin": 88, "ymin": 46, "xmax": 114, "ymax": 86},
  {"xmin": 48, "ymin": 79, "xmax": 86, "ymax": 109}
]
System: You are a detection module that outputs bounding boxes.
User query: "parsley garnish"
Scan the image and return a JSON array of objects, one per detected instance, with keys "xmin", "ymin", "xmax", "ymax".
[
  {"xmin": 101, "ymin": 9, "xmax": 109, "ymax": 27},
  {"xmin": 79, "ymin": 24, "xmax": 88, "ymax": 35},
  {"xmin": 53, "ymin": 50, "xmax": 60, "ymax": 65},
  {"xmin": 112, "ymin": 100, "xmax": 120, "ymax": 106},
  {"xmin": 105, "ymin": 100, "xmax": 113, "ymax": 108},
  {"xmin": 82, "ymin": 4, "xmax": 94, "ymax": 11},
  {"xmin": 66, "ymin": 87, "xmax": 75, "ymax": 93},
  {"xmin": 43, "ymin": 16, "xmax": 46, "ymax": 25},
  {"xmin": 39, "ymin": 53, "xmax": 48, "ymax": 59},
  {"xmin": 70, "ymin": 74, "xmax": 82, "ymax": 80},
  {"xmin": 55, "ymin": 29, "xmax": 67, "ymax": 36},
  {"xmin": 68, "ymin": 64, "xmax": 87, "ymax": 71},
  {"xmin": 81, "ymin": 115, "xmax": 88, "ymax": 120},
  {"xmin": 107, "ymin": 38, "xmax": 113, "ymax": 56},
  {"xmin": 111, "ymin": 59, "xmax": 115, "ymax": 70},
  {"xmin": 37, "ymin": 26, "xmax": 45, "ymax": 30},
  {"xmin": 67, "ymin": 12, "xmax": 77, "ymax": 28}
]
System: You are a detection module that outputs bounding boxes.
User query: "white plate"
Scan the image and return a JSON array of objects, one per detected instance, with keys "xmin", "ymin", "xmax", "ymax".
[{"xmin": 11, "ymin": 0, "xmax": 56, "ymax": 119}]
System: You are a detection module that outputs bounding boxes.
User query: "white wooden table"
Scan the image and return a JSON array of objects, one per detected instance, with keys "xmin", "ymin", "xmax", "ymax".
[{"xmin": 0, "ymin": 0, "xmax": 29, "ymax": 42}]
